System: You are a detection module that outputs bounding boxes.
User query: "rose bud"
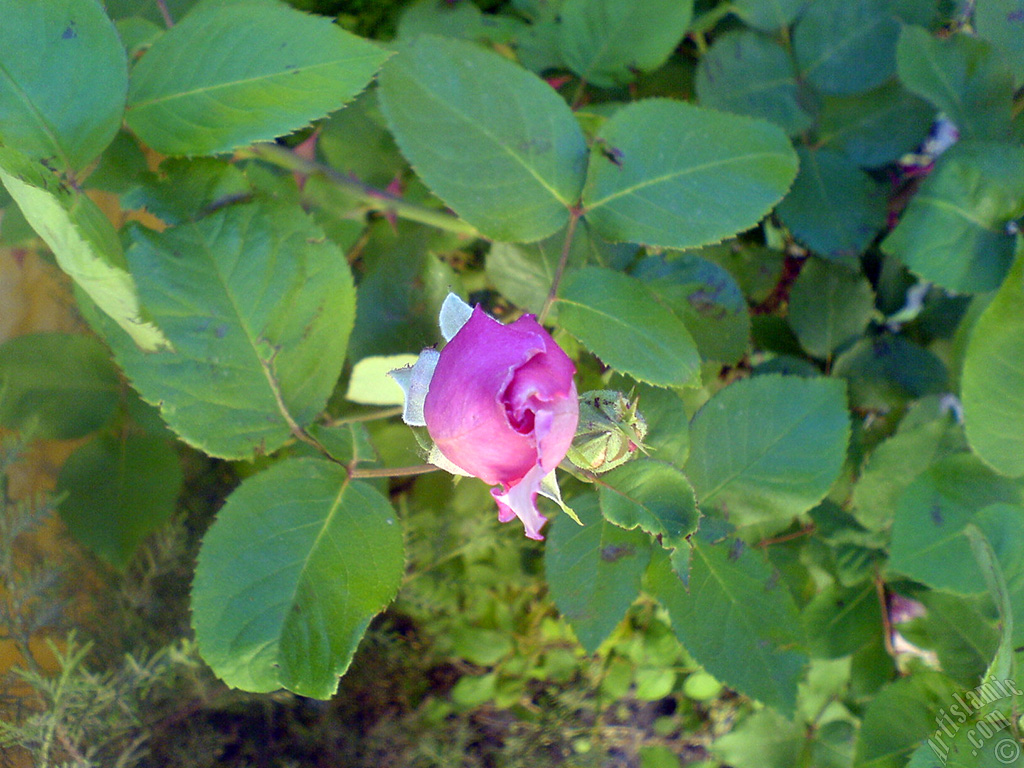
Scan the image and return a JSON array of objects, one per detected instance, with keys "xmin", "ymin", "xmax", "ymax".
[{"xmin": 391, "ymin": 295, "xmax": 579, "ymax": 540}]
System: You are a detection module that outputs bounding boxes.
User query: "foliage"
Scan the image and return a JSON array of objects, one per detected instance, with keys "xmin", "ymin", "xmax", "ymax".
[{"xmin": 1, "ymin": 0, "xmax": 1023, "ymax": 766}]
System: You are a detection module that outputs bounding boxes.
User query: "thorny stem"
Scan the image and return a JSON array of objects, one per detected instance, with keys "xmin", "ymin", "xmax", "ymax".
[
  {"xmin": 349, "ymin": 464, "xmax": 438, "ymax": 479},
  {"xmin": 537, "ymin": 207, "xmax": 583, "ymax": 325},
  {"xmin": 241, "ymin": 144, "xmax": 480, "ymax": 238}
]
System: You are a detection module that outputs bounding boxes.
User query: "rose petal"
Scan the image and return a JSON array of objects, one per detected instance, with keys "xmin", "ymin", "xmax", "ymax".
[{"xmin": 491, "ymin": 463, "xmax": 550, "ymax": 540}]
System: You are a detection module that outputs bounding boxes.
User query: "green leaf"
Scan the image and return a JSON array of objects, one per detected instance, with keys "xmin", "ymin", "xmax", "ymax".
[
  {"xmin": 792, "ymin": 0, "xmax": 900, "ymax": 95},
  {"xmin": 975, "ymin": 0, "xmax": 1024, "ymax": 86},
  {"xmin": 887, "ymin": 454, "xmax": 1022, "ymax": 594},
  {"xmin": 90, "ymin": 200, "xmax": 355, "ymax": 460},
  {"xmin": 57, "ymin": 434, "xmax": 183, "ymax": 569},
  {"xmin": 597, "ymin": 459, "xmax": 699, "ymax": 551},
  {"xmin": 582, "ymin": 100, "xmax": 798, "ymax": 249},
  {"xmin": 633, "ymin": 253, "xmax": 751, "ymax": 365},
  {"xmin": 962, "ymin": 256, "xmax": 1024, "ymax": 477},
  {"xmin": 191, "ymin": 459, "xmax": 404, "ymax": 698},
  {"xmin": 730, "ymin": 0, "xmax": 805, "ymax": 31},
  {"xmin": 378, "ymin": 35, "xmax": 586, "ymax": 242},
  {"xmin": 896, "ymin": 26, "xmax": 1015, "ymax": 141},
  {"xmin": 695, "ymin": 31, "xmax": 813, "ymax": 137},
  {"xmin": 817, "ymin": 81, "xmax": 935, "ymax": 168},
  {"xmin": 557, "ymin": 0, "xmax": 694, "ymax": 88},
  {"xmin": 832, "ymin": 335, "xmax": 948, "ymax": 410},
  {"xmin": 0, "ymin": 0, "xmax": 127, "ymax": 172},
  {"xmin": 0, "ymin": 333, "xmax": 120, "ymax": 439},
  {"xmin": 802, "ymin": 581, "xmax": 882, "ymax": 659},
  {"xmin": 556, "ymin": 266, "xmax": 700, "ymax": 388},
  {"xmin": 647, "ymin": 540, "xmax": 807, "ymax": 715},
  {"xmin": 545, "ymin": 494, "xmax": 652, "ymax": 654},
  {"xmin": 685, "ymin": 375, "xmax": 850, "ymax": 528},
  {"xmin": 776, "ymin": 148, "xmax": 888, "ymax": 265},
  {"xmin": 122, "ymin": 157, "xmax": 251, "ymax": 226},
  {"xmin": 125, "ymin": 0, "xmax": 389, "ymax": 156},
  {"xmin": 974, "ymin": 503, "xmax": 1024, "ymax": 649},
  {"xmin": 713, "ymin": 709, "xmax": 805, "ymax": 768},
  {"xmin": 0, "ymin": 154, "xmax": 171, "ymax": 351},
  {"xmin": 787, "ymin": 259, "xmax": 875, "ymax": 359},
  {"xmin": 882, "ymin": 142, "xmax": 1024, "ymax": 293}
]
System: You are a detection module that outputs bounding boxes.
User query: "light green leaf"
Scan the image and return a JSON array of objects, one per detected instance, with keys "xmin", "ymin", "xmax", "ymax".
[
  {"xmin": 557, "ymin": 0, "xmax": 694, "ymax": 88},
  {"xmin": 647, "ymin": 540, "xmax": 807, "ymax": 715},
  {"xmin": 597, "ymin": 459, "xmax": 699, "ymax": 551},
  {"xmin": 787, "ymin": 259, "xmax": 875, "ymax": 359},
  {"xmin": 793, "ymin": 0, "xmax": 900, "ymax": 95},
  {"xmin": 882, "ymin": 142, "xmax": 1024, "ymax": 293},
  {"xmin": 887, "ymin": 454, "xmax": 1022, "ymax": 594},
  {"xmin": 713, "ymin": 709, "xmax": 805, "ymax": 768},
  {"xmin": 974, "ymin": 503, "xmax": 1024, "ymax": 649},
  {"xmin": 975, "ymin": 0, "xmax": 1024, "ymax": 86},
  {"xmin": 89, "ymin": 200, "xmax": 355, "ymax": 460},
  {"xmin": 776, "ymin": 148, "xmax": 888, "ymax": 265},
  {"xmin": 0, "ymin": 0, "xmax": 127, "ymax": 172},
  {"xmin": 57, "ymin": 434, "xmax": 183, "ymax": 569},
  {"xmin": 378, "ymin": 35, "xmax": 586, "ymax": 242},
  {"xmin": 633, "ymin": 253, "xmax": 751, "ymax": 365},
  {"xmin": 962, "ymin": 256, "xmax": 1024, "ymax": 477},
  {"xmin": 685, "ymin": 375, "xmax": 850, "ymax": 528},
  {"xmin": 802, "ymin": 582, "xmax": 882, "ymax": 659},
  {"xmin": 191, "ymin": 459, "xmax": 404, "ymax": 698},
  {"xmin": 0, "ymin": 154, "xmax": 170, "ymax": 351},
  {"xmin": 545, "ymin": 494, "xmax": 652, "ymax": 654},
  {"xmin": 897, "ymin": 26, "xmax": 1015, "ymax": 141},
  {"xmin": 695, "ymin": 30, "xmax": 813, "ymax": 137},
  {"xmin": 583, "ymin": 100, "xmax": 798, "ymax": 249},
  {"xmin": 556, "ymin": 266, "xmax": 700, "ymax": 388},
  {"xmin": 126, "ymin": 0, "xmax": 389, "ymax": 156},
  {"xmin": 346, "ymin": 354, "xmax": 419, "ymax": 406}
]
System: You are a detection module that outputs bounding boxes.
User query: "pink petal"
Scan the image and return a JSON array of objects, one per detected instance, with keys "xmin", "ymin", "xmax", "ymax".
[{"xmin": 491, "ymin": 464, "xmax": 550, "ymax": 540}]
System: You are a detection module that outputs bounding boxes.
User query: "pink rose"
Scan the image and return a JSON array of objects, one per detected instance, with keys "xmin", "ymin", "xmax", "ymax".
[{"xmin": 392, "ymin": 296, "xmax": 578, "ymax": 540}]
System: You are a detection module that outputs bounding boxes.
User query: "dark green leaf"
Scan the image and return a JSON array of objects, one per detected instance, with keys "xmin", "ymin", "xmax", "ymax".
[
  {"xmin": 0, "ymin": 333, "xmax": 119, "ymax": 439},
  {"xmin": 975, "ymin": 0, "xmax": 1024, "ymax": 86},
  {"xmin": 557, "ymin": 0, "xmax": 694, "ymax": 87},
  {"xmin": 793, "ymin": 0, "xmax": 900, "ymax": 95},
  {"xmin": 776, "ymin": 148, "xmax": 888, "ymax": 265},
  {"xmin": 882, "ymin": 142, "xmax": 1024, "ymax": 293},
  {"xmin": 0, "ymin": 0, "xmax": 127, "ymax": 172},
  {"xmin": 832, "ymin": 335, "xmax": 947, "ymax": 410},
  {"xmin": 597, "ymin": 459, "xmax": 699, "ymax": 551},
  {"xmin": 582, "ymin": 100, "xmax": 798, "ymax": 249},
  {"xmin": 91, "ymin": 200, "xmax": 355, "ymax": 459},
  {"xmin": 685, "ymin": 375, "xmax": 850, "ymax": 528},
  {"xmin": 126, "ymin": 0, "xmax": 389, "ymax": 155},
  {"xmin": 647, "ymin": 540, "xmax": 807, "ymax": 715},
  {"xmin": 378, "ymin": 35, "xmax": 586, "ymax": 242},
  {"xmin": 962, "ymin": 256, "xmax": 1024, "ymax": 477},
  {"xmin": 787, "ymin": 259, "xmax": 875, "ymax": 359},
  {"xmin": 802, "ymin": 582, "xmax": 882, "ymax": 659},
  {"xmin": 696, "ymin": 30, "xmax": 813, "ymax": 137},
  {"xmin": 191, "ymin": 459, "xmax": 404, "ymax": 698},
  {"xmin": 57, "ymin": 434, "xmax": 182, "ymax": 569},
  {"xmin": 730, "ymin": 0, "xmax": 806, "ymax": 31},
  {"xmin": 123, "ymin": 157, "xmax": 251, "ymax": 225},
  {"xmin": 556, "ymin": 266, "xmax": 701, "ymax": 388},
  {"xmin": 545, "ymin": 494, "xmax": 652, "ymax": 654}
]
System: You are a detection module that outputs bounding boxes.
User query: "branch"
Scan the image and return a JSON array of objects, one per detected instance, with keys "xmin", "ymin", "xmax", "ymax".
[{"xmin": 538, "ymin": 207, "xmax": 583, "ymax": 325}]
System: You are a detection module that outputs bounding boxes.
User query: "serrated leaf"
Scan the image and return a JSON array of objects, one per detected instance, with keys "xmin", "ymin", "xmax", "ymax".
[
  {"xmin": 887, "ymin": 454, "xmax": 1022, "ymax": 594},
  {"xmin": 0, "ymin": 0, "xmax": 127, "ymax": 172},
  {"xmin": 896, "ymin": 26, "xmax": 1015, "ymax": 141},
  {"xmin": 647, "ymin": 541, "xmax": 807, "ymax": 715},
  {"xmin": 545, "ymin": 494, "xmax": 652, "ymax": 654},
  {"xmin": 882, "ymin": 142, "xmax": 1024, "ymax": 293},
  {"xmin": 0, "ymin": 153, "xmax": 170, "ymax": 351},
  {"xmin": 125, "ymin": 0, "xmax": 389, "ymax": 156},
  {"xmin": 685, "ymin": 375, "xmax": 850, "ymax": 528},
  {"xmin": 57, "ymin": 434, "xmax": 183, "ymax": 569},
  {"xmin": 776, "ymin": 148, "xmax": 888, "ymax": 265},
  {"xmin": 0, "ymin": 333, "xmax": 120, "ymax": 440},
  {"xmin": 191, "ymin": 459, "xmax": 404, "ymax": 698},
  {"xmin": 556, "ymin": 266, "xmax": 700, "ymax": 388},
  {"xmin": 962, "ymin": 256, "xmax": 1024, "ymax": 477},
  {"xmin": 793, "ymin": 0, "xmax": 900, "ymax": 95},
  {"xmin": 695, "ymin": 30, "xmax": 813, "ymax": 137},
  {"xmin": 597, "ymin": 459, "xmax": 698, "ymax": 551},
  {"xmin": 633, "ymin": 253, "xmax": 751, "ymax": 365},
  {"xmin": 378, "ymin": 35, "xmax": 586, "ymax": 242},
  {"xmin": 787, "ymin": 259, "xmax": 875, "ymax": 359},
  {"xmin": 582, "ymin": 100, "xmax": 798, "ymax": 249},
  {"xmin": 88, "ymin": 200, "xmax": 355, "ymax": 460},
  {"xmin": 557, "ymin": 0, "xmax": 694, "ymax": 88}
]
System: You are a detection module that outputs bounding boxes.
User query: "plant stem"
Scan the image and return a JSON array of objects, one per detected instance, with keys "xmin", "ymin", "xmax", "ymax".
[
  {"xmin": 537, "ymin": 207, "xmax": 582, "ymax": 325},
  {"xmin": 327, "ymin": 407, "xmax": 404, "ymax": 426},
  {"xmin": 349, "ymin": 464, "xmax": 438, "ymax": 479},
  {"xmin": 241, "ymin": 144, "xmax": 480, "ymax": 238},
  {"xmin": 155, "ymin": 0, "xmax": 174, "ymax": 27}
]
